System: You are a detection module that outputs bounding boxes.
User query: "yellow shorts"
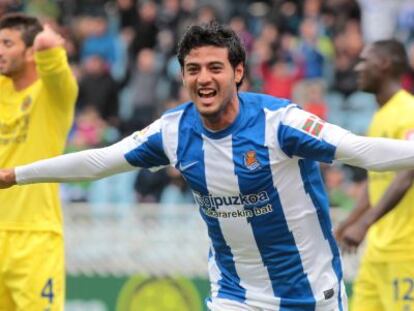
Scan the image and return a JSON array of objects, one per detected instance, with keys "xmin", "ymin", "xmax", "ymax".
[
  {"xmin": 351, "ymin": 258, "xmax": 414, "ymax": 311},
  {"xmin": 0, "ymin": 231, "xmax": 64, "ymax": 311}
]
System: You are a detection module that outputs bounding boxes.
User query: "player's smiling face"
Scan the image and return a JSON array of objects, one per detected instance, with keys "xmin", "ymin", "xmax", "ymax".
[
  {"xmin": 0, "ymin": 28, "xmax": 30, "ymax": 77},
  {"xmin": 182, "ymin": 45, "xmax": 244, "ymax": 129}
]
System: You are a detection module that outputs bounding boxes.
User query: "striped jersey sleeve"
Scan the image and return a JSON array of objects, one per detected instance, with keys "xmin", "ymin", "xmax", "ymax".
[
  {"xmin": 277, "ymin": 105, "xmax": 349, "ymax": 163},
  {"xmin": 123, "ymin": 119, "xmax": 171, "ymax": 170}
]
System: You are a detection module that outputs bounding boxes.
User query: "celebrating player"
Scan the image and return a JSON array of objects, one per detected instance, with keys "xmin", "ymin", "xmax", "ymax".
[
  {"xmin": 1, "ymin": 22, "xmax": 414, "ymax": 311},
  {"xmin": 0, "ymin": 13, "xmax": 77, "ymax": 311}
]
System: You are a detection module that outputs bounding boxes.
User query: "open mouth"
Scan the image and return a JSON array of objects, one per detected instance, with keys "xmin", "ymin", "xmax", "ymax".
[{"xmin": 197, "ymin": 89, "xmax": 217, "ymax": 98}]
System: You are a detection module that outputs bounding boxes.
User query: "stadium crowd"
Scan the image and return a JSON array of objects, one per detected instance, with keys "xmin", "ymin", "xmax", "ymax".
[{"xmin": 1, "ymin": 0, "xmax": 414, "ymax": 209}]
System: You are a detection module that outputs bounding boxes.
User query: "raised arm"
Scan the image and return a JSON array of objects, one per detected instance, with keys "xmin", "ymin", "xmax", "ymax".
[{"xmin": 34, "ymin": 24, "xmax": 78, "ymax": 118}]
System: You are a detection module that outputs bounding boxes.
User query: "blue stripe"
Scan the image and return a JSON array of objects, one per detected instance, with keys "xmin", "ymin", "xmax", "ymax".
[
  {"xmin": 232, "ymin": 107, "xmax": 316, "ymax": 310},
  {"xmin": 176, "ymin": 109, "xmax": 246, "ymax": 303},
  {"xmin": 278, "ymin": 124, "xmax": 336, "ymax": 163},
  {"xmin": 124, "ymin": 131, "xmax": 169, "ymax": 168},
  {"xmin": 298, "ymin": 159, "xmax": 344, "ymax": 310}
]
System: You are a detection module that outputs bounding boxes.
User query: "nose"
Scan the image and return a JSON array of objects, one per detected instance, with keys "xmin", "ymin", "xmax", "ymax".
[{"xmin": 197, "ymin": 68, "xmax": 212, "ymax": 85}]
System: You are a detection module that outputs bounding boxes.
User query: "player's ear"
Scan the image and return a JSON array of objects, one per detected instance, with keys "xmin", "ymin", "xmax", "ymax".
[
  {"xmin": 380, "ymin": 57, "xmax": 392, "ymax": 73},
  {"xmin": 234, "ymin": 63, "xmax": 244, "ymax": 84},
  {"xmin": 181, "ymin": 71, "xmax": 187, "ymax": 87},
  {"xmin": 24, "ymin": 46, "xmax": 35, "ymax": 63}
]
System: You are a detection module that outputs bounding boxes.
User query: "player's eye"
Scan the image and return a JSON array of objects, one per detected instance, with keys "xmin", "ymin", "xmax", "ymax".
[
  {"xmin": 2, "ymin": 40, "xmax": 13, "ymax": 48},
  {"xmin": 186, "ymin": 67, "xmax": 198, "ymax": 75}
]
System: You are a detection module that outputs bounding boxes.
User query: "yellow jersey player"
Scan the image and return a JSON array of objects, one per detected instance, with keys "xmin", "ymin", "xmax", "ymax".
[
  {"xmin": 335, "ymin": 40, "xmax": 414, "ymax": 311},
  {"xmin": 0, "ymin": 13, "xmax": 77, "ymax": 311}
]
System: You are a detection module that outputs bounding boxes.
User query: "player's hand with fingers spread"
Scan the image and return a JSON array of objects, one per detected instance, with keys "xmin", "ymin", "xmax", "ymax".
[
  {"xmin": 0, "ymin": 169, "xmax": 16, "ymax": 189},
  {"xmin": 33, "ymin": 24, "xmax": 64, "ymax": 51}
]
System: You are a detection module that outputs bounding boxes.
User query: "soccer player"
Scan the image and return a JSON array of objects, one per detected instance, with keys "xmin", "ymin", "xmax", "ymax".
[
  {"xmin": 0, "ymin": 14, "xmax": 77, "ymax": 311},
  {"xmin": 1, "ymin": 22, "xmax": 414, "ymax": 311},
  {"xmin": 335, "ymin": 40, "xmax": 414, "ymax": 311}
]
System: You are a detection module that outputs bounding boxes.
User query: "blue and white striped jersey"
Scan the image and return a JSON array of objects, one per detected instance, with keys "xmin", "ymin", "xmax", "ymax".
[{"xmin": 123, "ymin": 92, "xmax": 348, "ymax": 310}]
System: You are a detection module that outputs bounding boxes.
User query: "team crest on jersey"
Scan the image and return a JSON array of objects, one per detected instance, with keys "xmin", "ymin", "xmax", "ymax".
[
  {"xmin": 302, "ymin": 116, "xmax": 324, "ymax": 138},
  {"xmin": 21, "ymin": 96, "xmax": 32, "ymax": 112},
  {"xmin": 244, "ymin": 150, "xmax": 260, "ymax": 171}
]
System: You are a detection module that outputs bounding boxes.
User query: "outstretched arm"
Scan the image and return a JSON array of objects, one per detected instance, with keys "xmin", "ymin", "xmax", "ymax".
[
  {"xmin": 335, "ymin": 132, "xmax": 414, "ymax": 171},
  {"xmin": 0, "ymin": 138, "xmax": 136, "ymax": 189},
  {"xmin": 0, "ymin": 119, "xmax": 169, "ymax": 189}
]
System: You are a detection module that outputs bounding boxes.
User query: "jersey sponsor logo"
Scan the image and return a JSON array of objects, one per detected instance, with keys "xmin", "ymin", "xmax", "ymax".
[
  {"xmin": 193, "ymin": 191, "xmax": 270, "ymax": 209},
  {"xmin": 0, "ymin": 115, "xmax": 30, "ymax": 145},
  {"xmin": 201, "ymin": 204, "xmax": 273, "ymax": 219},
  {"xmin": 405, "ymin": 129, "xmax": 414, "ymax": 141},
  {"xmin": 244, "ymin": 150, "xmax": 260, "ymax": 171},
  {"xmin": 302, "ymin": 116, "xmax": 324, "ymax": 138}
]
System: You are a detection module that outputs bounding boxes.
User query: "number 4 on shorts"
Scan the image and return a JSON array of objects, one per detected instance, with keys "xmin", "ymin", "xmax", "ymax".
[{"xmin": 41, "ymin": 278, "xmax": 54, "ymax": 304}]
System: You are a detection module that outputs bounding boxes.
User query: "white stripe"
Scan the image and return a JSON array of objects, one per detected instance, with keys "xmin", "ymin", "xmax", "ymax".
[
  {"xmin": 265, "ymin": 108, "xmax": 341, "ymax": 307},
  {"xmin": 208, "ymin": 246, "xmax": 221, "ymax": 298},
  {"xmin": 161, "ymin": 110, "xmax": 183, "ymax": 166},
  {"xmin": 202, "ymin": 134, "xmax": 280, "ymax": 310}
]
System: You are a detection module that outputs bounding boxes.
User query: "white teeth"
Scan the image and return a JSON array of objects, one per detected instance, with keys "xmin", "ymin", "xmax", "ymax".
[{"xmin": 198, "ymin": 89, "xmax": 216, "ymax": 97}]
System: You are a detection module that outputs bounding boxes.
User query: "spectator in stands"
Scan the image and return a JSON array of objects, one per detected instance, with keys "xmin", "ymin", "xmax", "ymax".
[
  {"xmin": 128, "ymin": 0, "xmax": 159, "ymax": 62},
  {"xmin": 295, "ymin": 17, "xmax": 333, "ymax": 79},
  {"xmin": 80, "ymin": 13, "xmax": 118, "ymax": 68},
  {"xmin": 77, "ymin": 54, "xmax": 119, "ymax": 125},
  {"xmin": 160, "ymin": 167, "xmax": 193, "ymax": 206},
  {"xmin": 261, "ymin": 55, "xmax": 302, "ymax": 99},
  {"xmin": 123, "ymin": 48, "xmax": 161, "ymax": 134}
]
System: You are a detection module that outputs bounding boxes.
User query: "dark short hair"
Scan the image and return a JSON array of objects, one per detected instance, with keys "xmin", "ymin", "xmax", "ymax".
[
  {"xmin": 0, "ymin": 13, "xmax": 43, "ymax": 47},
  {"xmin": 372, "ymin": 39, "xmax": 408, "ymax": 77},
  {"xmin": 177, "ymin": 21, "xmax": 246, "ymax": 88}
]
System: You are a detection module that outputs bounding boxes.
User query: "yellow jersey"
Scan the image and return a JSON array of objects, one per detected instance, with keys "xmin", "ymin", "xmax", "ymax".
[
  {"xmin": 0, "ymin": 47, "xmax": 77, "ymax": 234},
  {"xmin": 365, "ymin": 89, "xmax": 414, "ymax": 262}
]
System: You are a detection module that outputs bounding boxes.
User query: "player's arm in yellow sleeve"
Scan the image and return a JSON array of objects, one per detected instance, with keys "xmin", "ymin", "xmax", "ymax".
[{"xmin": 33, "ymin": 25, "xmax": 78, "ymax": 117}]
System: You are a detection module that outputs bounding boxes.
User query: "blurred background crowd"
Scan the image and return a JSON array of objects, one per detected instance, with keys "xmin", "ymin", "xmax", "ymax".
[{"xmin": 1, "ymin": 0, "xmax": 414, "ymax": 211}]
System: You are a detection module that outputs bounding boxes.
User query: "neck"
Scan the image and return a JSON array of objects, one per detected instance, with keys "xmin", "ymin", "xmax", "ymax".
[
  {"xmin": 376, "ymin": 80, "xmax": 402, "ymax": 107},
  {"xmin": 12, "ymin": 64, "xmax": 37, "ymax": 91},
  {"xmin": 202, "ymin": 93, "xmax": 240, "ymax": 131}
]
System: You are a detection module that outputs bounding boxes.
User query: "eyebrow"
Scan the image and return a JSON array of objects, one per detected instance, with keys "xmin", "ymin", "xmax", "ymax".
[{"xmin": 184, "ymin": 61, "xmax": 225, "ymax": 68}]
